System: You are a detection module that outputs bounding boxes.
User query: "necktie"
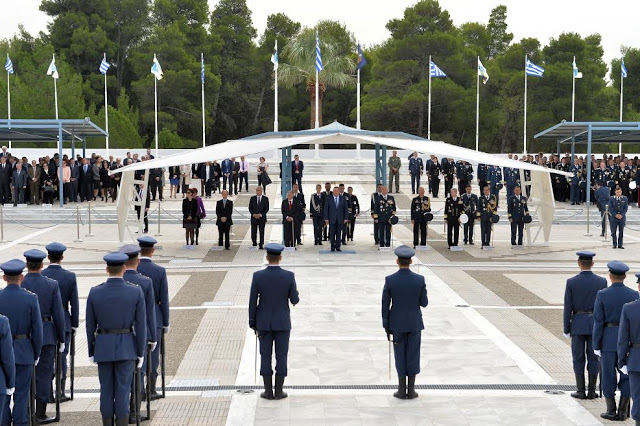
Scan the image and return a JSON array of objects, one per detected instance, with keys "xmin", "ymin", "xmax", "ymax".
[
  {"xmin": 258, "ymin": 197, "xmax": 261, "ymax": 205},
  {"xmin": 223, "ymin": 200, "xmax": 226, "ymax": 208},
  {"xmin": 289, "ymin": 201, "xmax": 292, "ymax": 209}
]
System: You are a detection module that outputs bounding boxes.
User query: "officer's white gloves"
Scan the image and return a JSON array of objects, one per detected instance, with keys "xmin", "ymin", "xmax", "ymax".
[
  {"xmin": 6, "ymin": 388, "xmax": 14, "ymax": 396},
  {"xmin": 563, "ymin": 333, "xmax": 570, "ymax": 339},
  {"xmin": 35, "ymin": 358, "xmax": 39, "ymax": 366},
  {"xmin": 72, "ymin": 327, "xmax": 77, "ymax": 332},
  {"xmin": 594, "ymin": 350, "xmax": 601, "ymax": 357},
  {"xmin": 149, "ymin": 341, "xmax": 157, "ymax": 352},
  {"xmin": 621, "ymin": 365, "xmax": 629, "ymax": 375},
  {"xmin": 163, "ymin": 326, "xmax": 170, "ymax": 334},
  {"xmin": 58, "ymin": 343, "xmax": 65, "ymax": 353},
  {"xmin": 89, "ymin": 356, "xmax": 96, "ymax": 364},
  {"xmin": 137, "ymin": 357, "xmax": 144, "ymax": 369}
]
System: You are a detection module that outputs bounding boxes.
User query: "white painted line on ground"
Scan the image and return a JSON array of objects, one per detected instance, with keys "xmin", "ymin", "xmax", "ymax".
[
  {"xmin": 0, "ymin": 225, "xmax": 59, "ymax": 252},
  {"xmin": 289, "ymin": 335, "xmax": 489, "ymax": 342}
]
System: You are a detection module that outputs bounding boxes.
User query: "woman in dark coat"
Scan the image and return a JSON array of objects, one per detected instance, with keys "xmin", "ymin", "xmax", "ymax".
[
  {"xmin": 182, "ymin": 188, "xmax": 198, "ymax": 246},
  {"xmin": 100, "ymin": 160, "xmax": 111, "ymax": 201}
]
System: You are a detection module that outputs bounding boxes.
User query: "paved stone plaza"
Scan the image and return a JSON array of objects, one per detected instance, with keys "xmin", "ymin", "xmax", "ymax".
[{"xmin": 0, "ymin": 176, "xmax": 638, "ymax": 425}]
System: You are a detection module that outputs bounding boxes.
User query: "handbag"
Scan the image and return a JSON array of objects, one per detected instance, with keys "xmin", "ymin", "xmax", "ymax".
[{"xmin": 263, "ymin": 173, "xmax": 272, "ymax": 185}]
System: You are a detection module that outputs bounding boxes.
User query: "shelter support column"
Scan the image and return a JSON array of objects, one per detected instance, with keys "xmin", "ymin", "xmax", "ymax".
[
  {"xmin": 570, "ymin": 132, "xmax": 575, "ymax": 164},
  {"xmin": 281, "ymin": 147, "xmax": 292, "ymax": 201},
  {"xmin": 585, "ymin": 124, "xmax": 592, "ymax": 236},
  {"xmin": 58, "ymin": 123, "xmax": 64, "ymax": 207},
  {"xmin": 82, "ymin": 138, "xmax": 86, "ymax": 159},
  {"xmin": 375, "ymin": 144, "xmax": 388, "ymax": 187}
]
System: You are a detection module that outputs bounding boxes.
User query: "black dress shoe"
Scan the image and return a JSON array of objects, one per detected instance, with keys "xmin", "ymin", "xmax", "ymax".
[
  {"xmin": 336, "ymin": 248, "xmax": 342, "ymax": 252},
  {"xmin": 619, "ymin": 246, "xmax": 625, "ymax": 249},
  {"xmin": 330, "ymin": 248, "xmax": 335, "ymax": 252},
  {"xmin": 259, "ymin": 245, "xmax": 264, "ymax": 250}
]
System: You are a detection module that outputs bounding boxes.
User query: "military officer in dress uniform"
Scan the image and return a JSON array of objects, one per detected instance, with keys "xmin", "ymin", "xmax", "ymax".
[
  {"xmin": 569, "ymin": 158, "xmax": 581, "ymax": 205},
  {"xmin": 310, "ymin": 184, "xmax": 325, "ymax": 245},
  {"xmin": 616, "ymin": 272, "xmax": 640, "ymax": 424},
  {"xmin": 249, "ymin": 244, "xmax": 299, "ymax": 401},
  {"xmin": 477, "ymin": 185, "xmax": 497, "ymax": 248},
  {"xmin": 41, "ymin": 242, "xmax": 79, "ymax": 402},
  {"xmin": 382, "ymin": 246, "xmax": 428, "ymax": 399},
  {"xmin": 21, "ymin": 249, "xmax": 65, "ymax": 422},
  {"xmin": 507, "ymin": 186, "xmax": 529, "ymax": 246},
  {"xmin": 594, "ymin": 183, "xmax": 611, "ymax": 237},
  {"xmin": 444, "ymin": 188, "xmax": 463, "ymax": 248},
  {"xmin": 87, "ymin": 253, "xmax": 146, "ymax": 426},
  {"xmin": 0, "ymin": 308, "xmax": 14, "ymax": 423},
  {"xmin": 477, "ymin": 163, "xmax": 488, "ymax": 194},
  {"xmin": 136, "ymin": 236, "xmax": 169, "ymax": 399},
  {"xmin": 346, "ymin": 186, "xmax": 360, "ymax": 242},
  {"xmin": 410, "ymin": 187, "xmax": 430, "ymax": 248},
  {"xmin": 408, "ymin": 152, "xmax": 423, "ymax": 195},
  {"xmin": 461, "ymin": 185, "xmax": 477, "ymax": 245},
  {"xmin": 609, "ymin": 186, "xmax": 628, "ymax": 249},
  {"xmin": 563, "ymin": 251, "xmax": 607, "ymax": 400},
  {"xmin": 488, "ymin": 165, "xmax": 503, "ymax": 208},
  {"xmin": 374, "ymin": 186, "xmax": 396, "ymax": 248},
  {"xmin": 0, "ymin": 259, "xmax": 38, "ymax": 426},
  {"xmin": 370, "ymin": 184, "xmax": 382, "ymax": 245},
  {"xmin": 504, "ymin": 165, "xmax": 520, "ymax": 200},
  {"xmin": 593, "ymin": 261, "xmax": 638, "ymax": 421},
  {"xmin": 428, "ymin": 158, "xmax": 441, "ymax": 198}
]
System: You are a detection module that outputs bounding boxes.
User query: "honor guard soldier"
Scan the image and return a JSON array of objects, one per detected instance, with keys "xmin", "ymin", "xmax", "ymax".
[
  {"xmin": 477, "ymin": 185, "xmax": 497, "ymax": 248},
  {"xmin": 346, "ymin": 186, "xmax": 359, "ymax": 242},
  {"xmin": 563, "ymin": 251, "xmax": 606, "ymax": 400},
  {"xmin": 504, "ymin": 165, "xmax": 520, "ymax": 199},
  {"xmin": 21, "ymin": 249, "xmax": 65, "ymax": 422},
  {"xmin": 42, "ymin": 242, "xmax": 79, "ymax": 402},
  {"xmin": 477, "ymin": 163, "xmax": 488, "ymax": 193},
  {"xmin": 374, "ymin": 186, "xmax": 396, "ymax": 248},
  {"xmin": 410, "ymin": 187, "xmax": 431, "ymax": 248},
  {"xmin": 569, "ymin": 158, "xmax": 581, "ymax": 205},
  {"xmin": 609, "ymin": 186, "xmax": 628, "ymax": 249},
  {"xmin": 408, "ymin": 152, "xmax": 423, "ymax": 195},
  {"xmin": 249, "ymin": 243, "xmax": 299, "ymax": 400},
  {"xmin": 87, "ymin": 253, "xmax": 146, "ymax": 426},
  {"xmin": 461, "ymin": 185, "xmax": 477, "ymax": 245},
  {"xmin": 507, "ymin": 186, "xmax": 529, "ymax": 246},
  {"xmin": 487, "ymin": 165, "xmax": 503, "ymax": 208},
  {"xmin": 442, "ymin": 158, "xmax": 455, "ymax": 196},
  {"xmin": 136, "ymin": 236, "xmax": 169, "ymax": 399},
  {"xmin": 0, "ymin": 309, "xmax": 14, "ymax": 422},
  {"xmin": 382, "ymin": 246, "xmax": 428, "ymax": 399},
  {"xmin": 593, "ymin": 261, "xmax": 638, "ymax": 421},
  {"xmin": 0, "ymin": 259, "xmax": 39, "ymax": 426},
  {"xmin": 616, "ymin": 273, "xmax": 640, "ymax": 423},
  {"xmin": 310, "ymin": 184, "xmax": 325, "ymax": 245},
  {"xmin": 444, "ymin": 189, "xmax": 463, "ymax": 248},
  {"xmin": 370, "ymin": 184, "xmax": 382, "ymax": 245},
  {"xmin": 119, "ymin": 245, "xmax": 156, "ymax": 423}
]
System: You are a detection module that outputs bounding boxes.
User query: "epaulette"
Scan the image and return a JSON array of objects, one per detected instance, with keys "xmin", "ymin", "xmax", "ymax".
[
  {"xmin": 23, "ymin": 288, "xmax": 36, "ymax": 296},
  {"xmin": 125, "ymin": 280, "xmax": 138, "ymax": 287}
]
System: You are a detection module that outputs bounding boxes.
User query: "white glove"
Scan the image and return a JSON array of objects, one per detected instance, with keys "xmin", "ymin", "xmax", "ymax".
[
  {"xmin": 58, "ymin": 343, "xmax": 65, "ymax": 353},
  {"xmin": 6, "ymin": 388, "xmax": 14, "ymax": 396},
  {"xmin": 563, "ymin": 333, "xmax": 570, "ymax": 339},
  {"xmin": 621, "ymin": 365, "xmax": 629, "ymax": 375},
  {"xmin": 34, "ymin": 358, "xmax": 39, "ymax": 366},
  {"xmin": 137, "ymin": 357, "xmax": 144, "ymax": 369},
  {"xmin": 594, "ymin": 350, "xmax": 601, "ymax": 357},
  {"xmin": 89, "ymin": 356, "xmax": 96, "ymax": 364},
  {"xmin": 72, "ymin": 327, "xmax": 78, "ymax": 331},
  {"xmin": 149, "ymin": 341, "xmax": 157, "ymax": 352},
  {"xmin": 163, "ymin": 326, "xmax": 170, "ymax": 334}
]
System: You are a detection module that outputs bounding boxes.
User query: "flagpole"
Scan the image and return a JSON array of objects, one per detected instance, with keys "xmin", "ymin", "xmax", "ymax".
[
  {"xmin": 428, "ymin": 55, "xmax": 432, "ymax": 140},
  {"xmin": 274, "ymin": 41, "xmax": 279, "ymax": 133},
  {"xmin": 619, "ymin": 66, "xmax": 624, "ymax": 155},
  {"xmin": 202, "ymin": 53, "xmax": 206, "ymax": 148},
  {"xmin": 315, "ymin": 69, "xmax": 319, "ymax": 129},
  {"xmin": 104, "ymin": 53, "xmax": 110, "ymax": 157},
  {"xmin": 154, "ymin": 54, "xmax": 159, "ymax": 157},
  {"xmin": 356, "ymin": 63, "xmax": 361, "ymax": 158},
  {"xmin": 475, "ymin": 56, "xmax": 480, "ymax": 151},
  {"xmin": 571, "ymin": 66, "xmax": 575, "ymax": 122},
  {"xmin": 523, "ymin": 56, "xmax": 528, "ymax": 155},
  {"xmin": 53, "ymin": 54, "xmax": 59, "ymax": 121},
  {"xmin": 6, "ymin": 59, "xmax": 11, "ymax": 150}
]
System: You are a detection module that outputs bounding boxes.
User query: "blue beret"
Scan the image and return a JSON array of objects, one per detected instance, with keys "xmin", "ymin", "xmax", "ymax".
[
  {"xmin": 0, "ymin": 259, "xmax": 25, "ymax": 276},
  {"xmin": 45, "ymin": 242, "xmax": 67, "ymax": 255},
  {"xmin": 23, "ymin": 249, "xmax": 46, "ymax": 262},
  {"xmin": 119, "ymin": 244, "xmax": 140, "ymax": 258},
  {"xmin": 137, "ymin": 236, "xmax": 158, "ymax": 248},
  {"xmin": 394, "ymin": 245, "xmax": 415, "ymax": 259},
  {"xmin": 576, "ymin": 251, "xmax": 596, "ymax": 260},
  {"xmin": 608, "ymin": 260, "xmax": 629, "ymax": 275},
  {"xmin": 103, "ymin": 252, "xmax": 129, "ymax": 266},
  {"xmin": 264, "ymin": 243, "xmax": 285, "ymax": 256}
]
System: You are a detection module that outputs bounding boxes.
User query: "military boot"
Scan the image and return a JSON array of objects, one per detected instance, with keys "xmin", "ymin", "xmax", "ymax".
[
  {"xmin": 260, "ymin": 375, "xmax": 273, "ymax": 400},
  {"xmin": 58, "ymin": 378, "xmax": 71, "ymax": 402},
  {"xmin": 274, "ymin": 376, "xmax": 287, "ymax": 400},
  {"xmin": 571, "ymin": 374, "xmax": 587, "ymax": 399},
  {"xmin": 149, "ymin": 375, "xmax": 160, "ymax": 400},
  {"xmin": 406, "ymin": 376, "xmax": 419, "ymax": 399},
  {"xmin": 35, "ymin": 400, "xmax": 49, "ymax": 422},
  {"xmin": 102, "ymin": 417, "xmax": 114, "ymax": 426},
  {"xmin": 586, "ymin": 375, "xmax": 598, "ymax": 399},
  {"xmin": 116, "ymin": 418, "xmax": 128, "ymax": 426},
  {"xmin": 617, "ymin": 396, "xmax": 630, "ymax": 421},
  {"xmin": 128, "ymin": 397, "xmax": 137, "ymax": 424},
  {"xmin": 601, "ymin": 397, "xmax": 617, "ymax": 420},
  {"xmin": 393, "ymin": 376, "xmax": 407, "ymax": 399}
]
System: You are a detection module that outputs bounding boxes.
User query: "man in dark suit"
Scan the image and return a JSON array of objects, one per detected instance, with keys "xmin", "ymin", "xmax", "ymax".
[
  {"xmin": 323, "ymin": 186, "xmax": 348, "ymax": 252},
  {"xmin": 563, "ymin": 251, "xmax": 607, "ymax": 401},
  {"xmin": 281, "ymin": 191, "xmax": 301, "ymax": 248},
  {"xmin": 149, "ymin": 167, "xmax": 163, "ymax": 201},
  {"xmin": 11, "ymin": 162, "xmax": 27, "ymax": 206},
  {"xmin": 221, "ymin": 158, "xmax": 233, "ymax": 192},
  {"xmin": 199, "ymin": 162, "xmax": 216, "ymax": 198},
  {"xmin": 135, "ymin": 184, "xmax": 151, "ymax": 233},
  {"xmin": 382, "ymin": 246, "xmax": 428, "ymax": 399},
  {"xmin": 292, "ymin": 184, "xmax": 305, "ymax": 245},
  {"xmin": 69, "ymin": 158, "xmax": 79, "ymax": 202},
  {"xmin": 291, "ymin": 155, "xmax": 303, "ymax": 192},
  {"xmin": 249, "ymin": 243, "xmax": 299, "ymax": 400},
  {"xmin": 310, "ymin": 184, "xmax": 325, "ymax": 245},
  {"xmin": 249, "ymin": 187, "xmax": 269, "ymax": 249},
  {"xmin": 79, "ymin": 158, "xmax": 93, "ymax": 202},
  {"xmin": 231, "ymin": 157, "xmax": 240, "ymax": 195},
  {"xmin": 0, "ymin": 157, "xmax": 11, "ymax": 205},
  {"xmin": 216, "ymin": 190, "xmax": 233, "ymax": 249}
]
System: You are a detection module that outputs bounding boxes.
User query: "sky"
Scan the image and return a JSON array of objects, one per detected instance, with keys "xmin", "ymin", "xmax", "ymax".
[{"xmin": 0, "ymin": 0, "xmax": 634, "ymax": 75}]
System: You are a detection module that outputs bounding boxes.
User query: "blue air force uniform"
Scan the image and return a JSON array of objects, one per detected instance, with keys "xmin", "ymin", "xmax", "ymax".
[
  {"xmin": 569, "ymin": 164, "xmax": 581, "ymax": 204},
  {"xmin": 488, "ymin": 166, "xmax": 503, "ymax": 208},
  {"xmin": 0, "ymin": 259, "xmax": 42, "ymax": 426},
  {"xmin": 563, "ymin": 251, "xmax": 607, "ymax": 399},
  {"xmin": 374, "ymin": 194, "xmax": 396, "ymax": 247},
  {"xmin": 408, "ymin": 155, "xmax": 423, "ymax": 194},
  {"xmin": 86, "ymin": 253, "xmax": 146, "ymax": 423},
  {"xmin": 0, "ymin": 315, "xmax": 15, "ymax": 422},
  {"xmin": 41, "ymin": 242, "xmax": 79, "ymax": 399},
  {"xmin": 594, "ymin": 186, "xmax": 610, "ymax": 236},
  {"xmin": 382, "ymin": 246, "xmax": 428, "ymax": 400},
  {"xmin": 21, "ymin": 249, "xmax": 65, "ymax": 410},
  {"xmin": 618, "ymin": 273, "xmax": 640, "ymax": 422},
  {"xmin": 593, "ymin": 261, "xmax": 638, "ymax": 403},
  {"xmin": 507, "ymin": 193, "xmax": 529, "ymax": 246},
  {"xmin": 608, "ymin": 195, "xmax": 628, "ymax": 249},
  {"xmin": 136, "ymin": 236, "xmax": 169, "ymax": 392}
]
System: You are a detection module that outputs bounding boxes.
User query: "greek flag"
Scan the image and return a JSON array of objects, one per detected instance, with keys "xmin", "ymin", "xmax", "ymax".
[
  {"xmin": 622, "ymin": 59, "xmax": 628, "ymax": 78},
  {"xmin": 151, "ymin": 55, "xmax": 163, "ymax": 80},
  {"xmin": 357, "ymin": 44, "xmax": 367, "ymax": 71},
  {"xmin": 271, "ymin": 40, "xmax": 278, "ymax": 71},
  {"xmin": 201, "ymin": 54, "xmax": 205, "ymax": 84},
  {"xmin": 525, "ymin": 59, "xmax": 544, "ymax": 77},
  {"xmin": 478, "ymin": 58, "xmax": 489, "ymax": 84},
  {"xmin": 572, "ymin": 56, "xmax": 582, "ymax": 79},
  {"xmin": 315, "ymin": 32, "xmax": 323, "ymax": 72},
  {"xmin": 430, "ymin": 61, "xmax": 446, "ymax": 78},
  {"xmin": 99, "ymin": 57, "xmax": 110, "ymax": 75},
  {"xmin": 46, "ymin": 55, "xmax": 59, "ymax": 79},
  {"xmin": 5, "ymin": 56, "xmax": 13, "ymax": 74}
]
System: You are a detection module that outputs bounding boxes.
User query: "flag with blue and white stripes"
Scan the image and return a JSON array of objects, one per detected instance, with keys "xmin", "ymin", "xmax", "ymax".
[
  {"xmin": 572, "ymin": 56, "xmax": 582, "ymax": 79},
  {"xmin": 99, "ymin": 57, "xmax": 110, "ymax": 75},
  {"xmin": 430, "ymin": 61, "xmax": 446, "ymax": 78},
  {"xmin": 622, "ymin": 59, "xmax": 628, "ymax": 78},
  {"xmin": 478, "ymin": 58, "xmax": 489, "ymax": 84},
  {"xmin": 271, "ymin": 40, "xmax": 278, "ymax": 71},
  {"xmin": 201, "ymin": 54, "xmax": 205, "ymax": 84},
  {"xmin": 5, "ymin": 56, "xmax": 13, "ymax": 74},
  {"xmin": 525, "ymin": 59, "xmax": 544, "ymax": 77},
  {"xmin": 315, "ymin": 32, "xmax": 323, "ymax": 72}
]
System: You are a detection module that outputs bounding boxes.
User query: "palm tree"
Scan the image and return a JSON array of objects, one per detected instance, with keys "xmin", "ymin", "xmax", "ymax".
[{"xmin": 278, "ymin": 27, "xmax": 356, "ymax": 129}]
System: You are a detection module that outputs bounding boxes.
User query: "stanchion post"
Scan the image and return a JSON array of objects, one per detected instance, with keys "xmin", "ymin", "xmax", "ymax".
[
  {"xmin": 74, "ymin": 205, "xmax": 83, "ymax": 243},
  {"xmin": 0, "ymin": 204, "xmax": 5, "ymax": 243},
  {"xmin": 86, "ymin": 202, "xmax": 95, "ymax": 237},
  {"xmin": 155, "ymin": 200, "xmax": 163, "ymax": 236}
]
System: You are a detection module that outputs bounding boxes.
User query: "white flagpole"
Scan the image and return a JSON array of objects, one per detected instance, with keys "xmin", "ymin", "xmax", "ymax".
[
  {"xmin": 53, "ymin": 54, "xmax": 59, "ymax": 120},
  {"xmin": 428, "ymin": 55, "xmax": 432, "ymax": 140},
  {"xmin": 274, "ymin": 41, "xmax": 279, "ymax": 133},
  {"xmin": 619, "ymin": 66, "xmax": 624, "ymax": 155},
  {"xmin": 475, "ymin": 56, "xmax": 480, "ymax": 151},
  {"xmin": 104, "ymin": 53, "xmax": 110, "ymax": 157},
  {"xmin": 523, "ymin": 55, "xmax": 528, "ymax": 155},
  {"xmin": 315, "ymin": 69, "xmax": 319, "ymax": 129},
  {"xmin": 356, "ymin": 57, "xmax": 361, "ymax": 158},
  {"xmin": 571, "ymin": 65, "xmax": 575, "ymax": 122},
  {"xmin": 6, "ymin": 58, "xmax": 11, "ymax": 150},
  {"xmin": 202, "ymin": 53, "xmax": 206, "ymax": 148},
  {"xmin": 154, "ymin": 53, "xmax": 159, "ymax": 157}
]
